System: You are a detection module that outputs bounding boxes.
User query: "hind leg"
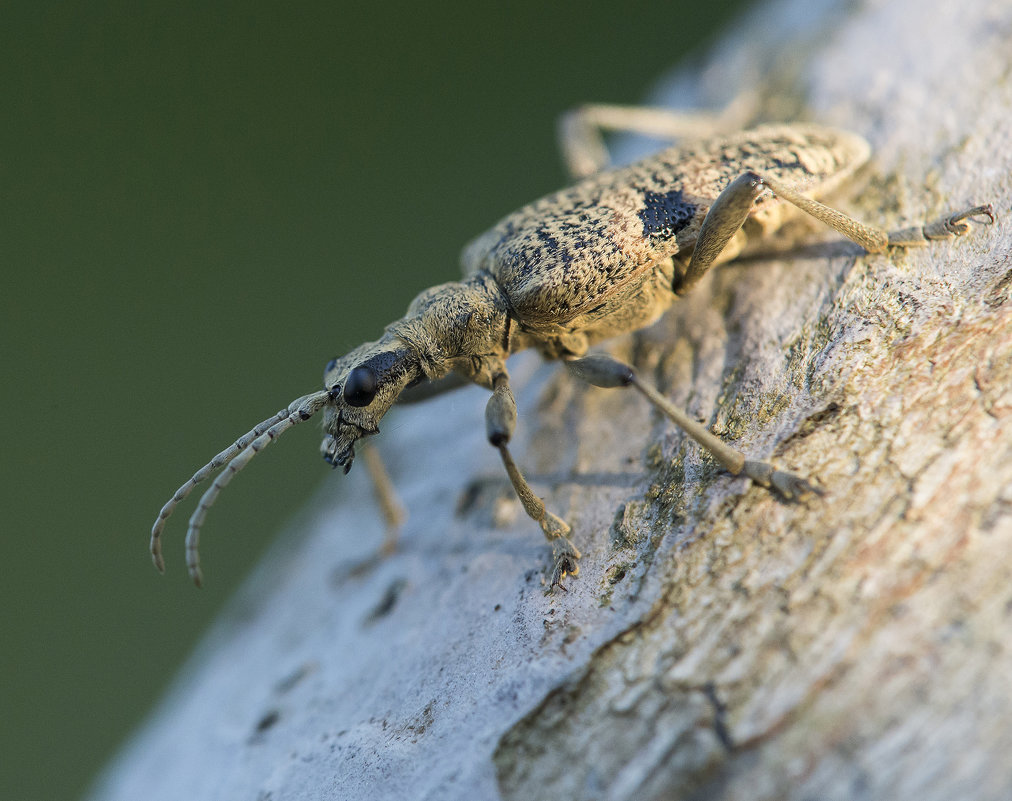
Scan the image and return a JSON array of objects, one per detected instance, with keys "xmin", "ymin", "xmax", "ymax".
[{"xmin": 673, "ymin": 171, "xmax": 994, "ymax": 295}]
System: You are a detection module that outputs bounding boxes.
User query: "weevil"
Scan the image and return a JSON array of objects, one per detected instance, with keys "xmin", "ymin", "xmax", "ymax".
[{"xmin": 150, "ymin": 107, "xmax": 993, "ymax": 588}]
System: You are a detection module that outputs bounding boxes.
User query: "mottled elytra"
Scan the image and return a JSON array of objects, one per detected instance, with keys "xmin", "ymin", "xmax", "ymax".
[{"xmin": 150, "ymin": 106, "xmax": 994, "ymax": 589}]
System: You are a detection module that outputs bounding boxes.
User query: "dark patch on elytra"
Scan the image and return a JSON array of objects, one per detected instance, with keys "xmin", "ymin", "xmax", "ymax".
[{"xmin": 639, "ymin": 188, "xmax": 697, "ymax": 241}]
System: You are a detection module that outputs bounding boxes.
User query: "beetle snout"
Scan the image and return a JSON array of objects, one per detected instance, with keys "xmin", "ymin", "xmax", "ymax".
[{"xmin": 321, "ymin": 433, "xmax": 355, "ymax": 473}]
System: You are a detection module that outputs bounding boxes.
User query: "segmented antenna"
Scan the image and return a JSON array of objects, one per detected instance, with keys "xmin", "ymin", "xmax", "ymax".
[{"xmin": 150, "ymin": 389, "xmax": 331, "ymax": 586}]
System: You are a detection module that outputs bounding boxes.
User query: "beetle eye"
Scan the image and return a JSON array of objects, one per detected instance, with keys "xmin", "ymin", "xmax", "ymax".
[{"xmin": 343, "ymin": 365, "xmax": 378, "ymax": 407}]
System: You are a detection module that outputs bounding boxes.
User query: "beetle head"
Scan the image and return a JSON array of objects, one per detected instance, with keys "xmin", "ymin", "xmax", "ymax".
[
  {"xmin": 150, "ymin": 277, "xmax": 504, "ymax": 584},
  {"xmin": 319, "ymin": 341, "xmax": 422, "ymax": 472},
  {"xmin": 149, "ymin": 336, "xmax": 426, "ymax": 583}
]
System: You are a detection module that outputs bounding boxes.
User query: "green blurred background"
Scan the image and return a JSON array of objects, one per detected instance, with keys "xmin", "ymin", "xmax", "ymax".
[{"xmin": 0, "ymin": 2, "xmax": 749, "ymax": 798}]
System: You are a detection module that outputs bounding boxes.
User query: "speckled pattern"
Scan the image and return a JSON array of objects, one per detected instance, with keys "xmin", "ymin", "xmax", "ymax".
[{"xmin": 462, "ymin": 124, "xmax": 869, "ymax": 327}]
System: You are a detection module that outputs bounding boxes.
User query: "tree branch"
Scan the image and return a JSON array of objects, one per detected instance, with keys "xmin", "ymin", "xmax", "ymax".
[{"xmin": 91, "ymin": 0, "xmax": 1012, "ymax": 798}]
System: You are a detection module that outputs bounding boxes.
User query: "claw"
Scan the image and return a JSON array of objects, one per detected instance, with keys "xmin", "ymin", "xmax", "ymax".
[
  {"xmin": 742, "ymin": 460, "xmax": 823, "ymax": 501},
  {"xmin": 948, "ymin": 203, "xmax": 995, "ymax": 229},
  {"xmin": 769, "ymin": 469, "xmax": 824, "ymax": 501},
  {"xmin": 924, "ymin": 203, "xmax": 996, "ymax": 240},
  {"xmin": 548, "ymin": 537, "xmax": 581, "ymax": 592}
]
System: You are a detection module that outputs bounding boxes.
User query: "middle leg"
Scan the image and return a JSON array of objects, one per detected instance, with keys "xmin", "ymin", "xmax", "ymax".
[{"xmin": 566, "ymin": 354, "xmax": 820, "ymax": 499}]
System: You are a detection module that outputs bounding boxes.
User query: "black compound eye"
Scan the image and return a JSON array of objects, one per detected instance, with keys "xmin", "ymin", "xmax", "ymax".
[{"xmin": 343, "ymin": 365, "xmax": 378, "ymax": 407}]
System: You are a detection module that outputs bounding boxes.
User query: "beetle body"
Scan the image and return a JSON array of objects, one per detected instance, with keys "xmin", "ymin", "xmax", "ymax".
[
  {"xmin": 152, "ymin": 120, "xmax": 991, "ymax": 587},
  {"xmin": 463, "ymin": 124, "xmax": 868, "ymax": 342},
  {"xmin": 321, "ymin": 124, "xmax": 869, "ymax": 469}
]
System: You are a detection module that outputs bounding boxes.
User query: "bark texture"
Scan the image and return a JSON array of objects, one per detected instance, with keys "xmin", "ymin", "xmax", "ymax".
[{"xmin": 91, "ymin": 0, "xmax": 1012, "ymax": 798}]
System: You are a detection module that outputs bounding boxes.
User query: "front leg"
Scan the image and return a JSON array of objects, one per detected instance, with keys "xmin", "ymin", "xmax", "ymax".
[{"xmin": 485, "ymin": 371, "xmax": 581, "ymax": 589}]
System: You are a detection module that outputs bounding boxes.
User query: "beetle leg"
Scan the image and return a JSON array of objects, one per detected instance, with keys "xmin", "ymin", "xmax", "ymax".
[
  {"xmin": 677, "ymin": 171, "xmax": 995, "ymax": 296},
  {"xmin": 360, "ymin": 444, "xmax": 406, "ymax": 555},
  {"xmin": 759, "ymin": 175, "xmax": 994, "ymax": 251},
  {"xmin": 557, "ymin": 99, "xmax": 755, "ymax": 179},
  {"xmin": 676, "ymin": 172, "xmax": 768, "ymax": 295},
  {"xmin": 566, "ymin": 354, "xmax": 821, "ymax": 501},
  {"xmin": 880, "ymin": 203, "xmax": 994, "ymax": 246},
  {"xmin": 485, "ymin": 372, "xmax": 580, "ymax": 587},
  {"xmin": 365, "ymin": 372, "xmax": 470, "ymax": 554}
]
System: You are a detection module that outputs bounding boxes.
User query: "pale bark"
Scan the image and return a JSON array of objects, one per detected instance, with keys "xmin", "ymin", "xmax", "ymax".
[{"xmin": 91, "ymin": 0, "xmax": 1012, "ymax": 798}]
